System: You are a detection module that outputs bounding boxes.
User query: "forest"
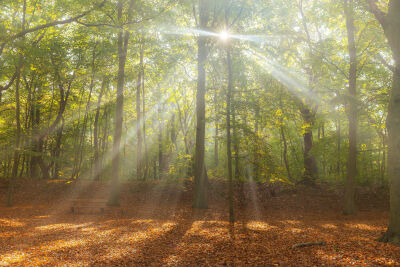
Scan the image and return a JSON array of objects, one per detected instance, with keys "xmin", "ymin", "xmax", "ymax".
[{"xmin": 1, "ymin": 0, "xmax": 400, "ymax": 265}]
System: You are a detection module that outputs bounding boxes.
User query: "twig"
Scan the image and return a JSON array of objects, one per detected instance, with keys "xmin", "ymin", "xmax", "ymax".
[{"xmin": 292, "ymin": 241, "xmax": 326, "ymax": 249}]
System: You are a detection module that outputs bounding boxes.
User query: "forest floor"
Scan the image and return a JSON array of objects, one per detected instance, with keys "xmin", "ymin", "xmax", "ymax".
[{"xmin": 0, "ymin": 178, "xmax": 399, "ymax": 266}]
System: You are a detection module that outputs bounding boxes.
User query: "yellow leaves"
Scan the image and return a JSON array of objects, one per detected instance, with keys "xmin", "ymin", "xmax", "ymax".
[
  {"xmin": 361, "ymin": 144, "xmax": 367, "ymax": 151},
  {"xmin": 301, "ymin": 123, "xmax": 312, "ymax": 134}
]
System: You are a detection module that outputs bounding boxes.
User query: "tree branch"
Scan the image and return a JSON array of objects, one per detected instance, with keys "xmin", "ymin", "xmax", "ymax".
[
  {"xmin": 0, "ymin": 70, "xmax": 19, "ymax": 92},
  {"xmin": 367, "ymin": 0, "xmax": 387, "ymax": 29},
  {"xmin": 2, "ymin": 0, "xmax": 105, "ymax": 47}
]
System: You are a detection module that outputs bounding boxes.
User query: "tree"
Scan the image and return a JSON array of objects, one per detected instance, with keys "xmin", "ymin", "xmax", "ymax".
[
  {"xmin": 343, "ymin": 0, "xmax": 358, "ymax": 216},
  {"xmin": 368, "ymin": 0, "xmax": 400, "ymax": 245},
  {"xmin": 193, "ymin": 0, "xmax": 211, "ymax": 209},
  {"xmin": 109, "ymin": 0, "xmax": 135, "ymax": 206}
]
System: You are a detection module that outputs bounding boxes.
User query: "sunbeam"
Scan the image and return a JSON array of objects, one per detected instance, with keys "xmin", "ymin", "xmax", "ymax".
[{"xmin": 243, "ymin": 49, "xmax": 321, "ymax": 103}]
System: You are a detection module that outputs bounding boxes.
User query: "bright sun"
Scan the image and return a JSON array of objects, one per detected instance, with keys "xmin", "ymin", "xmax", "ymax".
[{"xmin": 219, "ymin": 30, "xmax": 230, "ymax": 41}]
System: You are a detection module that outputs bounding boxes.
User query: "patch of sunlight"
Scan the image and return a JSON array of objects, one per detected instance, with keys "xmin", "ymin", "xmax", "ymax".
[
  {"xmin": 130, "ymin": 219, "xmax": 154, "ymax": 225},
  {"xmin": 118, "ymin": 222, "xmax": 176, "ymax": 243},
  {"xmin": 246, "ymin": 221, "xmax": 277, "ymax": 231},
  {"xmin": 187, "ymin": 221, "xmax": 229, "ymax": 238},
  {"xmin": 374, "ymin": 257, "xmax": 397, "ymax": 265},
  {"xmin": 165, "ymin": 255, "xmax": 179, "ymax": 265},
  {"xmin": 33, "ymin": 215, "xmax": 50, "ymax": 219},
  {"xmin": 81, "ymin": 227, "xmax": 97, "ymax": 232},
  {"xmin": 0, "ymin": 251, "xmax": 27, "ymax": 265},
  {"xmin": 288, "ymin": 227, "xmax": 303, "ymax": 233},
  {"xmin": 0, "ymin": 231, "xmax": 18, "ymax": 238},
  {"xmin": 315, "ymin": 250, "xmax": 342, "ymax": 262},
  {"xmin": 39, "ymin": 238, "xmax": 87, "ymax": 252},
  {"xmin": 320, "ymin": 223, "xmax": 337, "ymax": 229},
  {"xmin": 281, "ymin": 220, "xmax": 301, "ymax": 225},
  {"xmin": 35, "ymin": 223, "xmax": 91, "ymax": 231},
  {"xmin": 101, "ymin": 247, "xmax": 137, "ymax": 261},
  {"xmin": 0, "ymin": 218, "xmax": 25, "ymax": 227},
  {"xmin": 344, "ymin": 223, "xmax": 382, "ymax": 231}
]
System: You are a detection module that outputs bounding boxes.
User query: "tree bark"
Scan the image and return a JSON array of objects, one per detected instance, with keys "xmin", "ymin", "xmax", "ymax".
[
  {"xmin": 7, "ymin": 0, "xmax": 26, "ymax": 206},
  {"xmin": 226, "ymin": 46, "xmax": 234, "ymax": 222},
  {"xmin": 93, "ymin": 78, "xmax": 106, "ymax": 181},
  {"xmin": 7, "ymin": 62, "xmax": 21, "ymax": 206},
  {"xmin": 300, "ymin": 105, "xmax": 318, "ymax": 184},
  {"xmin": 280, "ymin": 89, "xmax": 292, "ymax": 180},
  {"xmin": 109, "ymin": 0, "xmax": 134, "ymax": 206},
  {"xmin": 343, "ymin": 0, "xmax": 358, "ymax": 215},
  {"xmin": 136, "ymin": 42, "xmax": 143, "ymax": 180},
  {"xmin": 368, "ymin": 0, "xmax": 400, "ymax": 244},
  {"xmin": 193, "ymin": 0, "xmax": 210, "ymax": 209}
]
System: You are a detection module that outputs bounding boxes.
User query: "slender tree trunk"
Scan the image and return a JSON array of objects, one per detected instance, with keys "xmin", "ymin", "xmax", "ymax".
[
  {"xmin": 7, "ymin": 0, "xmax": 26, "ymax": 206},
  {"xmin": 343, "ymin": 0, "xmax": 358, "ymax": 215},
  {"xmin": 233, "ymin": 102, "xmax": 239, "ymax": 180},
  {"xmin": 336, "ymin": 119, "xmax": 341, "ymax": 176},
  {"xmin": 53, "ymin": 117, "xmax": 64, "ymax": 178},
  {"xmin": 193, "ymin": 0, "xmax": 210, "ymax": 209},
  {"xmin": 300, "ymin": 106, "xmax": 318, "ymax": 184},
  {"xmin": 75, "ymin": 48, "xmax": 96, "ymax": 179},
  {"xmin": 214, "ymin": 121, "xmax": 219, "ymax": 168},
  {"xmin": 226, "ymin": 46, "xmax": 234, "ymax": 222},
  {"xmin": 142, "ymin": 58, "xmax": 148, "ymax": 180},
  {"xmin": 93, "ymin": 79, "xmax": 106, "ymax": 181},
  {"xmin": 280, "ymin": 90, "xmax": 292, "ymax": 180},
  {"xmin": 136, "ymin": 43, "xmax": 143, "ymax": 180},
  {"xmin": 7, "ymin": 64, "xmax": 21, "ymax": 206},
  {"xmin": 171, "ymin": 113, "xmax": 177, "ymax": 150},
  {"xmin": 158, "ymin": 103, "xmax": 163, "ymax": 179},
  {"xmin": 109, "ymin": 0, "xmax": 133, "ymax": 206}
]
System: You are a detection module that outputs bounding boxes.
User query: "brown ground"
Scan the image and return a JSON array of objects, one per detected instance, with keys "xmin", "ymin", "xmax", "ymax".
[{"xmin": 0, "ymin": 179, "xmax": 398, "ymax": 266}]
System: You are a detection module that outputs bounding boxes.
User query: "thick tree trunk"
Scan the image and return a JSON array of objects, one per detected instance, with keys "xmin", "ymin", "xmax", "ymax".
[
  {"xmin": 193, "ymin": 0, "xmax": 210, "ymax": 209},
  {"xmin": 343, "ymin": 0, "xmax": 358, "ymax": 215},
  {"xmin": 368, "ymin": 0, "xmax": 400, "ymax": 244}
]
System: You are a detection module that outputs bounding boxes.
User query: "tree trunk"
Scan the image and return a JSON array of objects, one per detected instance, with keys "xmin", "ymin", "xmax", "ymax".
[
  {"xmin": 7, "ymin": 0, "xmax": 26, "ymax": 206},
  {"xmin": 7, "ymin": 63, "xmax": 21, "ymax": 206},
  {"xmin": 158, "ymin": 103, "xmax": 163, "ymax": 179},
  {"xmin": 136, "ymin": 42, "xmax": 143, "ymax": 180},
  {"xmin": 193, "ymin": 0, "xmax": 210, "ymax": 209},
  {"xmin": 142, "ymin": 58, "xmax": 148, "ymax": 180},
  {"xmin": 301, "ymin": 106, "xmax": 318, "ymax": 184},
  {"xmin": 343, "ymin": 0, "xmax": 358, "ymax": 215},
  {"xmin": 280, "ymin": 90, "xmax": 292, "ymax": 180},
  {"xmin": 368, "ymin": 0, "xmax": 400, "ymax": 244},
  {"xmin": 226, "ymin": 46, "xmax": 234, "ymax": 222},
  {"xmin": 93, "ymin": 78, "xmax": 106, "ymax": 181},
  {"xmin": 109, "ymin": 0, "xmax": 133, "ymax": 206},
  {"xmin": 53, "ymin": 117, "xmax": 64, "ymax": 178},
  {"xmin": 233, "ymin": 101, "xmax": 239, "ymax": 180}
]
